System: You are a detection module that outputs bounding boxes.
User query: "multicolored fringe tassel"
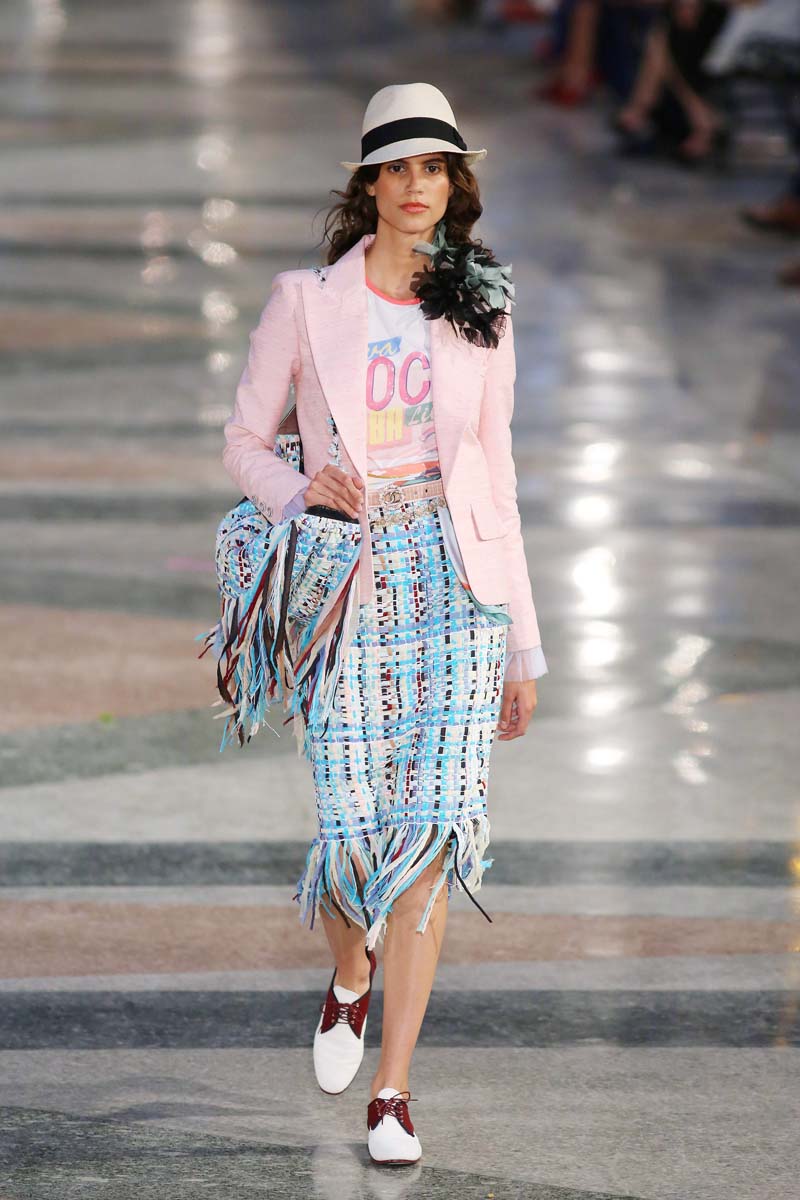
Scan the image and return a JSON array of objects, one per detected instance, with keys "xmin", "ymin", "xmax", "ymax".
[
  {"xmin": 294, "ymin": 815, "xmax": 494, "ymax": 949},
  {"xmin": 285, "ymin": 546, "xmax": 363, "ymax": 759},
  {"xmin": 195, "ymin": 506, "xmax": 362, "ymax": 755}
]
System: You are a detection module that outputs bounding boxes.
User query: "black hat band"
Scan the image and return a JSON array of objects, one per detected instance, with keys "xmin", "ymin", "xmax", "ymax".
[{"xmin": 361, "ymin": 116, "xmax": 468, "ymax": 161}]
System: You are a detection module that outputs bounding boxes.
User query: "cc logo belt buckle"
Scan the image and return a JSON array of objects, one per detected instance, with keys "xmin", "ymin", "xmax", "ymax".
[{"xmin": 381, "ymin": 485, "xmax": 403, "ymax": 506}]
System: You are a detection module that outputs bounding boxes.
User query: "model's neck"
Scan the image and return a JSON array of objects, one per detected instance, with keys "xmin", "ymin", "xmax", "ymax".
[{"xmin": 363, "ymin": 221, "xmax": 435, "ymax": 302}]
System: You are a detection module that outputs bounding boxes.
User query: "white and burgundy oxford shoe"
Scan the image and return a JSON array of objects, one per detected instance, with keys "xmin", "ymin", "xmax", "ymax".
[
  {"xmin": 313, "ymin": 945, "xmax": 377, "ymax": 1095},
  {"xmin": 367, "ymin": 1088, "xmax": 422, "ymax": 1165}
]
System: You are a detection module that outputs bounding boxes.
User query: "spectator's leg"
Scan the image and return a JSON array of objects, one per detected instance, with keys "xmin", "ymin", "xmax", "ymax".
[
  {"xmin": 560, "ymin": 0, "xmax": 600, "ymax": 92},
  {"xmin": 536, "ymin": 0, "xmax": 601, "ymax": 103},
  {"xmin": 552, "ymin": 0, "xmax": 579, "ymax": 61},
  {"xmin": 663, "ymin": 1, "xmax": 730, "ymax": 159},
  {"xmin": 614, "ymin": 20, "xmax": 670, "ymax": 134},
  {"xmin": 597, "ymin": 3, "xmax": 660, "ymax": 104}
]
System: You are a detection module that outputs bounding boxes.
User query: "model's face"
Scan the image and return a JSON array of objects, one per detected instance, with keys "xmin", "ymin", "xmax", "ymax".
[{"xmin": 365, "ymin": 154, "xmax": 453, "ymax": 236}]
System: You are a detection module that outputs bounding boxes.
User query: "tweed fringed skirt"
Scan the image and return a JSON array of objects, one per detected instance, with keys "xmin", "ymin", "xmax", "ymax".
[{"xmin": 293, "ymin": 493, "xmax": 510, "ymax": 950}]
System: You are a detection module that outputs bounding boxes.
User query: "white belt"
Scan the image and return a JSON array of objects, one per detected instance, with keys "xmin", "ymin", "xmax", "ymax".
[{"xmin": 366, "ymin": 476, "xmax": 445, "ymax": 508}]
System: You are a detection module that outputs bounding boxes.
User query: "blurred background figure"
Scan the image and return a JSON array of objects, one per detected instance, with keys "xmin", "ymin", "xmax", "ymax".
[
  {"xmin": 713, "ymin": 0, "xmax": 800, "ymax": 282},
  {"xmin": 535, "ymin": 0, "xmax": 660, "ymax": 106},
  {"xmin": 610, "ymin": 0, "xmax": 732, "ymax": 164},
  {"xmin": 494, "ymin": 0, "xmax": 800, "ymax": 283}
]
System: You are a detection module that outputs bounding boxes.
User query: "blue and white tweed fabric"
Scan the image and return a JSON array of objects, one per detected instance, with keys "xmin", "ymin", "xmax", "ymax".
[
  {"xmin": 196, "ymin": 427, "xmax": 362, "ymax": 754},
  {"xmin": 294, "ymin": 493, "xmax": 511, "ymax": 951}
]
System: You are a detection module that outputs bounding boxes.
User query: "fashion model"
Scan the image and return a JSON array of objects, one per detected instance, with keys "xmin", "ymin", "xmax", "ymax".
[{"xmin": 221, "ymin": 82, "xmax": 547, "ymax": 1166}]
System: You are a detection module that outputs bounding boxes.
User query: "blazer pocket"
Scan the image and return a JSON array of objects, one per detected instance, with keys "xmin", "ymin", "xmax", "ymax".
[{"xmin": 470, "ymin": 497, "xmax": 506, "ymax": 540}]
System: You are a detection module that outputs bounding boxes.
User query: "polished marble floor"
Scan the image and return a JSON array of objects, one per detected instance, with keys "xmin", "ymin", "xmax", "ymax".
[{"xmin": 1, "ymin": 1, "xmax": 799, "ymax": 1198}]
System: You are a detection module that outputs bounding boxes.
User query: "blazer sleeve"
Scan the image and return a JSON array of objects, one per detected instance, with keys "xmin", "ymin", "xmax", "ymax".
[
  {"xmin": 477, "ymin": 310, "xmax": 542, "ymax": 656},
  {"xmin": 222, "ymin": 272, "xmax": 314, "ymax": 521}
]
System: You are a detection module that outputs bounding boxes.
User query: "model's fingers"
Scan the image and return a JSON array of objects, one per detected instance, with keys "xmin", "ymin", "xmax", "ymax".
[
  {"xmin": 332, "ymin": 481, "xmax": 362, "ymax": 516},
  {"xmin": 329, "ymin": 477, "xmax": 362, "ymax": 511},
  {"xmin": 497, "ymin": 690, "xmax": 515, "ymax": 731},
  {"xmin": 306, "ymin": 481, "xmax": 338, "ymax": 508},
  {"xmin": 310, "ymin": 472, "xmax": 361, "ymax": 516},
  {"xmin": 515, "ymin": 707, "xmax": 531, "ymax": 736},
  {"xmin": 326, "ymin": 480, "xmax": 359, "ymax": 511},
  {"xmin": 506, "ymin": 696, "xmax": 526, "ymax": 739},
  {"xmin": 323, "ymin": 465, "xmax": 363, "ymax": 502}
]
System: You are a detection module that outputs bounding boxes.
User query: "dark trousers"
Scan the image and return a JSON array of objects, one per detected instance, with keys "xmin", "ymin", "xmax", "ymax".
[
  {"xmin": 551, "ymin": 0, "xmax": 659, "ymax": 100},
  {"xmin": 551, "ymin": 0, "xmax": 733, "ymax": 128},
  {"xmin": 649, "ymin": 1, "xmax": 730, "ymax": 143}
]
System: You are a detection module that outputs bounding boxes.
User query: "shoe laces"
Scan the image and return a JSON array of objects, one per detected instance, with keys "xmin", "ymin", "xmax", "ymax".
[
  {"xmin": 373, "ymin": 1090, "xmax": 417, "ymax": 1125},
  {"xmin": 320, "ymin": 950, "xmax": 376, "ymax": 1033},
  {"xmin": 320, "ymin": 996, "xmax": 363, "ymax": 1027}
]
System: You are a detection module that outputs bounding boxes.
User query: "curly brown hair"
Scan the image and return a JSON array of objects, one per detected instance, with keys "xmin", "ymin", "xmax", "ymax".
[{"xmin": 319, "ymin": 152, "xmax": 491, "ymax": 265}]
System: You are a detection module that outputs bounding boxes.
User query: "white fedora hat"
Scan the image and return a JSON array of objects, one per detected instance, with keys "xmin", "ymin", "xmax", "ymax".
[{"xmin": 341, "ymin": 82, "xmax": 487, "ymax": 171}]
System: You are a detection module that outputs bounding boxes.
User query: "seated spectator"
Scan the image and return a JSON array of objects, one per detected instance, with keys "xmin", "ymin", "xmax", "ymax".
[
  {"xmin": 708, "ymin": 0, "xmax": 800, "ymax": 283},
  {"xmin": 536, "ymin": 0, "xmax": 660, "ymax": 105},
  {"xmin": 611, "ymin": 0, "xmax": 732, "ymax": 164}
]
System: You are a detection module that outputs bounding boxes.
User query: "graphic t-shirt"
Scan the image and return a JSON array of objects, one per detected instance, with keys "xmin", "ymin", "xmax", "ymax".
[
  {"xmin": 365, "ymin": 281, "xmax": 442, "ymax": 486},
  {"xmin": 280, "ymin": 275, "xmax": 548, "ymax": 680}
]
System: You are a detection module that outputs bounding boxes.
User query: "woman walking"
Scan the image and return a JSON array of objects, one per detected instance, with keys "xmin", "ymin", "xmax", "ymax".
[{"xmin": 221, "ymin": 82, "xmax": 547, "ymax": 1165}]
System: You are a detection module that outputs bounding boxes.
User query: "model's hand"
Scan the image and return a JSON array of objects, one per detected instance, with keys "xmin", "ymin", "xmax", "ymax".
[
  {"xmin": 305, "ymin": 464, "xmax": 364, "ymax": 519},
  {"xmin": 496, "ymin": 679, "xmax": 537, "ymax": 740}
]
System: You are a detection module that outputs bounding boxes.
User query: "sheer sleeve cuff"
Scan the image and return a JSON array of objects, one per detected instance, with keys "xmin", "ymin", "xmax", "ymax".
[
  {"xmin": 280, "ymin": 484, "xmax": 309, "ymax": 522},
  {"xmin": 504, "ymin": 645, "xmax": 548, "ymax": 682}
]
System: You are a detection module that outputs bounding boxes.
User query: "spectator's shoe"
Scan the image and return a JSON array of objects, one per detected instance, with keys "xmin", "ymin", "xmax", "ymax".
[
  {"xmin": 503, "ymin": 0, "xmax": 550, "ymax": 22},
  {"xmin": 608, "ymin": 109, "xmax": 649, "ymax": 137},
  {"xmin": 534, "ymin": 78, "xmax": 594, "ymax": 107},
  {"xmin": 741, "ymin": 196, "xmax": 800, "ymax": 236},
  {"xmin": 313, "ymin": 946, "xmax": 377, "ymax": 1095},
  {"xmin": 367, "ymin": 1089, "xmax": 422, "ymax": 1165},
  {"xmin": 672, "ymin": 124, "xmax": 731, "ymax": 170}
]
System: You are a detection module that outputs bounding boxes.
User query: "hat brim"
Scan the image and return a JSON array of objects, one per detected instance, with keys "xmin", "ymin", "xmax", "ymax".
[{"xmin": 341, "ymin": 137, "xmax": 487, "ymax": 172}]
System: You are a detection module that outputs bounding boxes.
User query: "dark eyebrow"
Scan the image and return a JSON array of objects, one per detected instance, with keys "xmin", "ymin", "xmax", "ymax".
[{"xmin": 389, "ymin": 155, "xmax": 447, "ymax": 165}]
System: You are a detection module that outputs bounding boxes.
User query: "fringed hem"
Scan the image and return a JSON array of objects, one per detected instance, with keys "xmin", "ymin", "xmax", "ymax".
[
  {"xmin": 293, "ymin": 815, "xmax": 494, "ymax": 950},
  {"xmin": 293, "ymin": 830, "xmax": 380, "ymax": 933}
]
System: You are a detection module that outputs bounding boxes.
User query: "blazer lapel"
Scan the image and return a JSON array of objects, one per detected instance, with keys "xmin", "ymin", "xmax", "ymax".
[
  {"xmin": 300, "ymin": 231, "xmax": 481, "ymax": 489},
  {"xmin": 301, "ymin": 237, "xmax": 369, "ymax": 480}
]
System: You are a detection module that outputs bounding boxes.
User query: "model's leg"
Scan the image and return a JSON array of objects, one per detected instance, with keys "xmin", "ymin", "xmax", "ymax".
[
  {"xmin": 312, "ymin": 862, "xmax": 377, "ymax": 1097},
  {"xmin": 320, "ymin": 876, "xmax": 372, "ymax": 993},
  {"xmin": 369, "ymin": 844, "xmax": 449, "ymax": 1098}
]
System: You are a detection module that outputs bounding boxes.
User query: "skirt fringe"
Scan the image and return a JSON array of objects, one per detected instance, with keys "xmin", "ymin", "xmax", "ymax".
[{"xmin": 293, "ymin": 814, "xmax": 494, "ymax": 949}]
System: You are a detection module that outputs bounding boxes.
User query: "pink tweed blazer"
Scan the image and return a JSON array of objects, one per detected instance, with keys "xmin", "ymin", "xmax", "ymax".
[{"xmin": 222, "ymin": 232, "xmax": 541, "ymax": 655}]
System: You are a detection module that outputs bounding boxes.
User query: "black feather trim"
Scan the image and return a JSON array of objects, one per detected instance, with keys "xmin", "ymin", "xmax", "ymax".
[{"xmin": 410, "ymin": 229, "xmax": 514, "ymax": 350}]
